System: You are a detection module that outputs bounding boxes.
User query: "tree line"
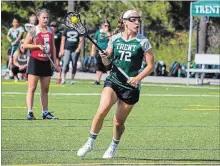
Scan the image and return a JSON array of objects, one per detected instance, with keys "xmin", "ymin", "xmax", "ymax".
[{"xmin": 1, "ymin": 1, "xmax": 219, "ymax": 67}]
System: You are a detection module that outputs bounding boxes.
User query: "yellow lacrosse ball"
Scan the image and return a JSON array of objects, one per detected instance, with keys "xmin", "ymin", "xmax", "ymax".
[{"xmin": 71, "ymin": 16, "xmax": 78, "ymax": 23}]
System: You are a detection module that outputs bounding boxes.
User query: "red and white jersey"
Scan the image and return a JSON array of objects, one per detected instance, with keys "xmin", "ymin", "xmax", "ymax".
[{"xmin": 30, "ymin": 26, "xmax": 53, "ymax": 61}]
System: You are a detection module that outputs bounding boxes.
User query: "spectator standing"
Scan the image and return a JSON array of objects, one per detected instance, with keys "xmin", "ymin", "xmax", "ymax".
[
  {"xmin": 90, "ymin": 21, "xmax": 111, "ymax": 85},
  {"xmin": 60, "ymin": 27, "xmax": 84, "ymax": 84},
  {"xmin": 50, "ymin": 21, "xmax": 62, "ymax": 84},
  {"xmin": 6, "ymin": 17, "xmax": 24, "ymax": 78}
]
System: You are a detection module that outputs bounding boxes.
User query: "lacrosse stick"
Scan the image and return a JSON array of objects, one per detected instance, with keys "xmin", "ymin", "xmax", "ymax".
[
  {"xmin": 24, "ymin": 23, "xmax": 57, "ymax": 71},
  {"xmin": 4, "ymin": 46, "xmax": 14, "ymax": 80},
  {"xmin": 63, "ymin": 12, "xmax": 130, "ymax": 80}
]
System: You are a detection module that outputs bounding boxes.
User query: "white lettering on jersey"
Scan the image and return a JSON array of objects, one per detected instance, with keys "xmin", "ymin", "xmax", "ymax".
[
  {"xmin": 116, "ymin": 43, "xmax": 136, "ymax": 52},
  {"xmin": 67, "ymin": 31, "xmax": 78, "ymax": 42}
]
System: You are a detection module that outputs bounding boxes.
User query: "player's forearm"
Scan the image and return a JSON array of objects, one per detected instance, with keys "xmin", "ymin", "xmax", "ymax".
[
  {"xmin": 23, "ymin": 44, "xmax": 40, "ymax": 50},
  {"xmin": 136, "ymin": 64, "xmax": 154, "ymax": 81},
  {"xmin": 90, "ymin": 44, "xmax": 96, "ymax": 56},
  {"xmin": 7, "ymin": 36, "xmax": 12, "ymax": 42},
  {"xmin": 75, "ymin": 43, "xmax": 82, "ymax": 53},
  {"xmin": 53, "ymin": 46, "xmax": 56, "ymax": 63},
  {"xmin": 14, "ymin": 33, "xmax": 23, "ymax": 44}
]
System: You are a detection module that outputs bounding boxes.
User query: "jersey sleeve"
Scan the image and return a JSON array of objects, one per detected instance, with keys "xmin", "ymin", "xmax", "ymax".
[
  {"xmin": 94, "ymin": 31, "xmax": 99, "ymax": 41},
  {"xmin": 18, "ymin": 26, "xmax": 25, "ymax": 33},
  {"xmin": 107, "ymin": 33, "xmax": 121, "ymax": 49},
  {"xmin": 107, "ymin": 36, "xmax": 113, "ymax": 49},
  {"xmin": 142, "ymin": 39, "xmax": 152, "ymax": 53},
  {"xmin": 7, "ymin": 28, "xmax": 12, "ymax": 36},
  {"xmin": 62, "ymin": 28, "xmax": 67, "ymax": 36}
]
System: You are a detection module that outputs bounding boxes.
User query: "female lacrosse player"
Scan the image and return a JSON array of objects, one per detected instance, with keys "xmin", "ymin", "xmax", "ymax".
[
  {"xmin": 90, "ymin": 21, "xmax": 111, "ymax": 85},
  {"xmin": 77, "ymin": 9, "xmax": 154, "ymax": 158},
  {"xmin": 60, "ymin": 27, "xmax": 84, "ymax": 84},
  {"xmin": 6, "ymin": 17, "xmax": 24, "ymax": 78},
  {"xmin": 23, "ymin": 8, "xmax": 59, "ymax": 120}
]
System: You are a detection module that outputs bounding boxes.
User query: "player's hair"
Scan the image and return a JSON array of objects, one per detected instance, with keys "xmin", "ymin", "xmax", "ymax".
[
  {"xmin": 35, "ymin": 8, "xmax": 49, "ymax": 25},
  {"xmin": 112, "ymin": 9, "xmax": 137, "ymax": 36},
  {"xmin": 12, "ymin": 16, "xmax": 20, "ymax": 23},
  {"xmin": 29, "ymin": 14, "xmax": 37, "ymax": 25},
  {"xmin": 101, "ymin": 20, "xmax": 111, "ymax": 31}
]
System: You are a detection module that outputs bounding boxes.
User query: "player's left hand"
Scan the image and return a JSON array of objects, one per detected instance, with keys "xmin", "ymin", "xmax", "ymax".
[
  {"xmin": 127, "ymin": 77, "xmax": 140, "ymax": 88},
  {"xmin": 11, "ymin": 41, "xmax": 16, "ymax": 46},
  {"xmin": 54, "ymin": 64, "xmax": 60, "ymax": 72}
]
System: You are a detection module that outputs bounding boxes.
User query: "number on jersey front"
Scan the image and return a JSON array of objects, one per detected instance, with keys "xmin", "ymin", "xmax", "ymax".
[
  {"xmin": 118, "ymin": 50, "xmax": 131, "ymax": 62},
  {"xmin": 43, "ymin": 37, "xmax": 50, "ymax": 53}
]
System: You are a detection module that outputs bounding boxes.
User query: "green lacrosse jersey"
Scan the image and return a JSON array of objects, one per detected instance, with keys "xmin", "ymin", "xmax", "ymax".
[
  {"xmin": 94, "ymin": 30, "xmax": 109, "ymax": 50},
  {"xmin": 106, "ymin": 33, "xmax": 152, "ymax": 89}
]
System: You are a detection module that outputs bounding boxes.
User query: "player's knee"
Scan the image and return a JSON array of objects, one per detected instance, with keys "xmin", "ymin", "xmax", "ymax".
[
  {"xmin": 62, "ymin": 64, "xmax": 69, "ymax": 73},
  {"xmin": 41, "ymin": 87, "xmax": 49, "ymax": 94},
  {"xmin": 28, "ymin": 86, "xmax": 37, "ymax": 93},
  {"xmin": 113, "ymin": 118, "xmax": 125, "ymax": 129}
]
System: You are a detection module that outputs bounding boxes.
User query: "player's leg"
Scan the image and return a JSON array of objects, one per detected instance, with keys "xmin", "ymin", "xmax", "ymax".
[
  {"xmin": 39, "ymin": 76, "xmax": 57, "ymax": 119},
  {"xmin": 94, "ymin": 56, "xmax": 104, "ymax": 85},
  {"xmin": 103, "ymin": 100, "xmax": 134, "ymax": 159},
  {"xmin": 69, "ymin": 52, "xmax": 80, "ymax": 84},
  {"xmin": 26, "ymin": 74, "xmax": 38, "ymax": 120},
  {"xmin": 103, "ymin": 86, "xmax": 140, "ymax": 158},
  {"xmin": 77, "ymin": 84, "xmax": 118, "ymax": 157},
  {"xmin": 56, "ymin": 57, "xmax": 61, "ymax": 84},
  {"xmin": 61, "ymin": 49, "xmax": 71, "ymax": 84}
]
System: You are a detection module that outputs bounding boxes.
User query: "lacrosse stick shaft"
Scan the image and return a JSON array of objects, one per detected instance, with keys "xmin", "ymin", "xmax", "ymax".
[
  {"xmin": 7, "ymin": 46, "xmax": 14, "ymax": 70},
  {"xmin": 87, "ymin": 35, "xmax": 130, "ymax": 80}
]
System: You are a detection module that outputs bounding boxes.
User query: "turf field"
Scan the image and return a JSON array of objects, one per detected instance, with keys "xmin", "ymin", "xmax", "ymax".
[{"xmin": 1, "ymin": 79, "xmax": 220, "ymax": 165}]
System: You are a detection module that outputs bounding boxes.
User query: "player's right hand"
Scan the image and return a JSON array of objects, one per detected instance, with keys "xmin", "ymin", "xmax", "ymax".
[
  {"xmin": 59, "ymin": 50, "xmax": 64, "ymax": 57},
  {"xmin": 38, "ymin": 45, "xmax": 46, "ymax": 51},
  {"xmin": 99, "ymin": 50, "xmax": 108, "ymax": 58}
]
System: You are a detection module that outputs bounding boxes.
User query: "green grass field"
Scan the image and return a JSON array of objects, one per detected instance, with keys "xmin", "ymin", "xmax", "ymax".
[{"xmin": 1, "ymin": 79, "xmax": 220, "ymax": 165}]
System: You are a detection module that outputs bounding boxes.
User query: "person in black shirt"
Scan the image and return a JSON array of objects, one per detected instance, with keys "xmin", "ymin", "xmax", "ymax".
[
  {"xmin": 60, "ymin": 27, "xmax": 84, "ymax": 84},
  {"xmin": 50, "ymin": 21, "xmax": 62, "ymax": 84}
]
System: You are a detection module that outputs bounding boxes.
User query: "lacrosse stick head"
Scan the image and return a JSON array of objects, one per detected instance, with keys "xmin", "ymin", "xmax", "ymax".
[
  {"xmin": 64, "ymin": 12, "xmax": 86, "ymax": 35},
  {"xmin": 24, "ymin": 23, "xmax": 36, "ymax": 38}
]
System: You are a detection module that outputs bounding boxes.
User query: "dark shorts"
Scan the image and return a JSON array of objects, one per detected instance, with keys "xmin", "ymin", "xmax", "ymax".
[
  {"xmin": 27, "ymin": 56, "xmax": 52, "ymax": 77},
  {"xmin": 104, "ymin": 79, "xmax": 140, "ymax": 105},
  {"xmin": 96, "ymin": 55, "xmax": 112, "ymax": 73},
  {"xmin": 11, "ymin": 65, "xmax": 26, "ymax": 75}
]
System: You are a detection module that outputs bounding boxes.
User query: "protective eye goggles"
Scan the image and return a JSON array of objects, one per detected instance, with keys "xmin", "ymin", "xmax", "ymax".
[{"xmin": 124, "ymin": 17, "xmax": 142, "ymax": 23}]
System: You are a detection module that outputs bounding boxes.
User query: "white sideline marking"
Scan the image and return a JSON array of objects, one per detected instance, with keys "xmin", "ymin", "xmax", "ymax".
[
  {"xmin": 141, "ymin": 83, "xmax": 220, "ymax": 90},
  {"xmin": 2, "ymin": 92, "xmax": 219, "ymax": 97},
  {"xmin": 2, "ymin": 81, "xmax": 220, "ymax": 90}
]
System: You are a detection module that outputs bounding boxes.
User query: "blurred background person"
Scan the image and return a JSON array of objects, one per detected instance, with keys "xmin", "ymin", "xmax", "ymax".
[
  {"xmin": 90, "ymin": 20, "xmax": 111, "ymax": 85},
  {"xmin": 11, "ymin": 39, "xmax": 28, "ymax": 82},
  {"xmin": 29, "ymin": 14, "xmax": 37, "ymax": 25},
  {"xmin": 50, "ymin": 21, "xmax": 63, "ymax": 84},
  {"xmin": 6, "ymin": 16, "xmax": 24, "ymax": 79},
  {"xmin": 60, "ymin": 27, "xmax": 84, "ymax": 84}
]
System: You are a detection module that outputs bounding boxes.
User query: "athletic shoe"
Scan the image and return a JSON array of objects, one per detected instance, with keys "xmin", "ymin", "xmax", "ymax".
[
  {"xmin": 70, "ymin": 80, "xmax": 74, "ymax": 85},
  {"xmin": 61, "ymin": 80, "xmax": 65, "ymax": 84},
  {"xmin": 27, "ymin": 112, "xmax": 36, "ymax": 120},
  {"xmin": 42, "ymin": 112, "xmax": 58, "ymax": 120},
  {"xmin": 93, "ymin": 81, "xmax": 100, "ymax": 85},
  {"xmin": 103, "ymin": 143, "xmax": 118, "ymax": 159},
  {"xmin": 77, "ymin": 138, "xmax": 94, "ymax": 157},
  {"xmin": 56, "ymin": 79, "xmax": 61, "ymax": 84}
]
